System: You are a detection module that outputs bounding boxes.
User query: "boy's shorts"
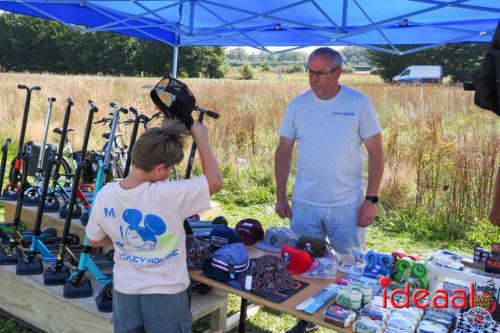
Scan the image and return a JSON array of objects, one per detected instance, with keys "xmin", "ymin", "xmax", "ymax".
[
  {"xmin": 290, "ymin": 197, "xmax": 366, "ymax": 255},
  {"xmin": 113, "ymin": 289, "xmax": 192, "ymax": 333}
]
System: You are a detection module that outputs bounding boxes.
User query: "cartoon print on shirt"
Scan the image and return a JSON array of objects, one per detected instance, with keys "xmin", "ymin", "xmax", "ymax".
[{"xmin": 115, "ymin": 208, "xmax": 167, "ymax": 252}]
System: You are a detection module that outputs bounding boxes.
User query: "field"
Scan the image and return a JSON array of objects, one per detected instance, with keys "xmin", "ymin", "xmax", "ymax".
[{"xmin": 0, "ymin": 71, "xmax": 499, "ymax": 332}]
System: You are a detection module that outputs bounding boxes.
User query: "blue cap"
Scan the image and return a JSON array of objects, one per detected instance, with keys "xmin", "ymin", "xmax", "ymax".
[
  {"xmin": 202, "ymin": 243, "xmax": 250, "ymax": 282},
  {"xmin": 209, "ymin": 225, "xmax": 242, "ymax": 251}
]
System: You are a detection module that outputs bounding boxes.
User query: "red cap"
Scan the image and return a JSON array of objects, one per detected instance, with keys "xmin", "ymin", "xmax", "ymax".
[
  {"xmin": 281, "ymin": 245, "xmax": 314, "ymax": 275},
  {"xmin": 235, "ymin": 219, "xmax": 264, "ymax": 246}
]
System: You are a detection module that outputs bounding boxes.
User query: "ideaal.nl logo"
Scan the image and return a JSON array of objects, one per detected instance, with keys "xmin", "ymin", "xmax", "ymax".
[
  {"xmin": 378, "ymin": 277, "xmax": 497, "ymax": 312},
  {"xmin": 378, "ymin": 277, "xmax": 500, "ymax": 330}
]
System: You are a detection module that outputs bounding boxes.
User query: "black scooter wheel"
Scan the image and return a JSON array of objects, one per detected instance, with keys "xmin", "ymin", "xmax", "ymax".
[
  {"xmin": 41, "ymin": 227, "xmax": 57, "ymax": 239},
  {"xmin": 66, "ymin": 234, "xmax": 80, "ymax": 245}
]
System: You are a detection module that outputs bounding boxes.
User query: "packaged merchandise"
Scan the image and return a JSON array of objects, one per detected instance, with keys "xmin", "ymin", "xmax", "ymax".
[
  {"xmin": 323, "ymin": 304, "xmax": 356, "ymax": 328},
  {"xmin": 353, "ymin": 316, "xmax": 384, "ymax": 333}
]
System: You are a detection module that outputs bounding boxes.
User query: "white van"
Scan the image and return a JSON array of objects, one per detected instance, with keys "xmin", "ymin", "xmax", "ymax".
[{"xmin": 392, "ymin": 65, "xmax": 443, "ymax": 83}]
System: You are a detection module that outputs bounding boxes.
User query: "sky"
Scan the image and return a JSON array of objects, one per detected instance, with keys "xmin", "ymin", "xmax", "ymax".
[{"xmin": 226, "ymin": 45, "xmax": 345, "ymax": 55}]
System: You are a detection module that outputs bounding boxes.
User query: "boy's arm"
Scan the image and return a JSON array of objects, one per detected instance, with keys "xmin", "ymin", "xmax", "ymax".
[
  {"xmin": 88, "ymin": 236, "xmax": 113, "ymax": 248},
  {"xmin": 191, "ymin": 122, "xmax": 223, "ymax": 195}
]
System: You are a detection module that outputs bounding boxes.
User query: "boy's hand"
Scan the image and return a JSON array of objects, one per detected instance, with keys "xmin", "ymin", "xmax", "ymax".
[{"xmin": 191, "ymin": 121, "xmax": 209, "ymax": 144}]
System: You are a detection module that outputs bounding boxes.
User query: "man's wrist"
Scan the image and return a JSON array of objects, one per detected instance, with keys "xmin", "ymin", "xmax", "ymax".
[{"xmin": 365, "ymin": 195, "xmax": 379, "ymax": 204}]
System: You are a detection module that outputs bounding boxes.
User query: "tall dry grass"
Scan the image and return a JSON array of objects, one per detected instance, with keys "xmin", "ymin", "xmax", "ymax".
[{"xmin": 0, "ymin": 72, "xmax": 498, "ymax": 237}]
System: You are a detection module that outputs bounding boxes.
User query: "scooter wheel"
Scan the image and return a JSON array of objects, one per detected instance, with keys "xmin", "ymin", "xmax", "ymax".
[
  {"xmin": 41, "ymin": 227, "xmax": 57, "ymax": 239},
  {"xmin": 66, "ymin": 234, "xmax": 80, "ymax": 245},
  {"xmin": 25, "ymin": 188, "xmax": 40, "ymax": 200},
  {"xmin": 102, "ymin": 283, "xmax": 113, "ymax": 298}
]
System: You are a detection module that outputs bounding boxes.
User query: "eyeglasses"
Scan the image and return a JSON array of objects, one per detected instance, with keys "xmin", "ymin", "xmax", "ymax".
[{"xmin": 306, "ymin": 67, "xmax": 337, "ymax": 78}]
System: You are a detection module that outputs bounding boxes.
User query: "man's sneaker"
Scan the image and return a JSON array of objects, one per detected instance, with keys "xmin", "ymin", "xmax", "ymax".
[{"xmin": 285, "ymin": 320, "xmax": 318, "ymax": 333}]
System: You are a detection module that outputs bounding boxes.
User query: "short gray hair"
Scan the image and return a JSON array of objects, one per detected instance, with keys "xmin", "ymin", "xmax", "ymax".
[{"xmin": 308, "ymin": 47, "xmax": 343, "ymax": 68}]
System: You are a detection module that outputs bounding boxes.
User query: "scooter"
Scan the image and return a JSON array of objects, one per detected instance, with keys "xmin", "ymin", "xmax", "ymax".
[
  {"xmin": 59, "ymin": 100, "xmax": 99, "ymax": 219},
  {"xmin": 43, "ymin": 162, "xmax": 86, "ymax": 284},
  {"xmin": 63, "ymin": 103, "xmax": 128, "ymax": 313},
  {"xmin": 1, "ymin": 85, "xmax": 41, "ymax": 200},
  {"xmin": 23, "ymin": 97, "xmax": 56, "ymax": 206},
  {"xmin": 0, "ymin": 143, "xmax": 57, "ymax": 246}
]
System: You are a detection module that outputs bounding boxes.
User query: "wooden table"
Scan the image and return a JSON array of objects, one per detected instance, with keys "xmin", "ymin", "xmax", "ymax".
[{"xmin": 190, "ymin": 246, "xmax": 350, "ymax": 333}]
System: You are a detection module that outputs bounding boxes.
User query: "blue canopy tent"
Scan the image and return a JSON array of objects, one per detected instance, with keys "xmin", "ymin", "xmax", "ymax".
[{"xmin": 0, "ymin": 0, "xmax": 499, "ymax": 75}]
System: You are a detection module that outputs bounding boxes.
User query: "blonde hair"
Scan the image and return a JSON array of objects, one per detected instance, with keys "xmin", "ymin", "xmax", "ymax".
[{"xmin": 131, "ymin": 120, "xmax": 188, "ymax": 171}]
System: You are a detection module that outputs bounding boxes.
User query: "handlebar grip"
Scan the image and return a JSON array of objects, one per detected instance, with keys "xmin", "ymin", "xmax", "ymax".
[
  {"xmin": 110, "ymin": 102, "xmax": 117, "ymax": 109},
  {"xmin": 120, "ymin": 107, "xmax": 128, "ymax": 114},
  {"xmin": 129, "ymin": 107, "xmax": 138, "ymax": 116},
  {"xmin": 2, "ymin": 138, "xmax": 11, "ymax": 151},
  {"xmin": 18, "ymin": 84, "xmax": 28, "ymax": 90},
  {"xmin": 194, "ymin": 106, "xmax": 219, "ymax": 119},
  {"xmin": 32, "ymin": 86, "xmax": 41, "ymax": 91},
  {"xmin": 67, "ymin": 98, "xmax": 74, "ymax": 106},
  {"xmin": 88, "ymin": 100, "xmax": 99, "ymax": 113},
  {"xmin": 48, "ymin": 97, "xmax": 56, "ymax": 102},
  {"xmin": 139, "ymin": 114, "xmax": 151, "ymax": 122},
  {"xmin": 205, "ymin": 110, "xmax": 219, "ymax": 119}
]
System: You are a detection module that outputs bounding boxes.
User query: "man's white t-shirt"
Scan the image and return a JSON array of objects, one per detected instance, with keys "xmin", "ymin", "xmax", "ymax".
[
  {"xmin": 279, "ymin": 86, "xmax": 381, "ymax": 207},
  {"xmin": 86, "ymin": 176, "xmax": 210, "ymax": 294}
]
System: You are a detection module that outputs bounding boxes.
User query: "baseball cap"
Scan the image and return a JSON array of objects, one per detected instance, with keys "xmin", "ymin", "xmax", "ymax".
[
  {"xmin": 281, "ymin": 245, "xmax": 314, "ymax": 274},
  {"xmin": 255, "ymin": 227, "xmax": 298, "ymax": 253},
  {"xmin": 297, "ymin": 236, "xmax": 327, "ymax": 258},
  {"xmin": 209, "ymin": 225, "xmax": 242, "ymax": 251},
  {"xmin": 235, "ymin": 219, "xmax": 264, "ymax": 245},
  {"xmin": 202, "ymin": 243, "xmax": 250, "ymax": 282}
]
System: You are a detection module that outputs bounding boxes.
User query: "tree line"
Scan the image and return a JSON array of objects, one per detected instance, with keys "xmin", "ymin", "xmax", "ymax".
[
  {"xmin": 0, "ymin": 13, "xmax": 227, "ymax": 78},
  {"xmin": 0, "ymin": 12, "xmax": 489, "ymax": 82}
]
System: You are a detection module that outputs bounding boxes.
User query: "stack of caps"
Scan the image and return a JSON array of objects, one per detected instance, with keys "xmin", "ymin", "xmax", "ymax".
[
  {"xmin": 209, "ymin": 225, "xmax": 243, "ymax": 251},
  {"xmin": 202, "ymin": 243, "xmax": 249, "ymax": 283}
]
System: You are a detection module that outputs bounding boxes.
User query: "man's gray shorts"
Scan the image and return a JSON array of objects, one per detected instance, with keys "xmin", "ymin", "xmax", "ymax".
[
  {"xmin": 290, "ymin": 198, "xmax": 366, "ymax": 255},
  {"xmin": 113, "ymin": 289, "xmax": 192, "ymax": 333}
]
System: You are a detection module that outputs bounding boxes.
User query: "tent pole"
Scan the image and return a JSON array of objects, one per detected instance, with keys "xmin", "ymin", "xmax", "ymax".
[{"xmin": 172, "ymin": 45, "xmax": 179, "ymax": 79}]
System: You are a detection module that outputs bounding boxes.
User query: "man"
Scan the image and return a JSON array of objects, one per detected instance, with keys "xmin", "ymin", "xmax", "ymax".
[
  {"xmin": 275, "ymin": 47, "xmax": 384, "ymax": 333},
  {"xmin": 490, "ymin": 167, "xmax": 500, "ymax": 226}
]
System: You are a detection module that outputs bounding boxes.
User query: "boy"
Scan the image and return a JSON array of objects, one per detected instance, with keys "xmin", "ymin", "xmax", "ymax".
[{"xmin": 86, "ymin": 121, "xmax": 223, "ymax": 333}]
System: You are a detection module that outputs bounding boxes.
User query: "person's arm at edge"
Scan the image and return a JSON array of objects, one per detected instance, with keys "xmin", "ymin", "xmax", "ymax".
[
  {"xmin": 191, "ymin": 122, "xmax": 223, "ymax": 195},
  {"xmin": 275, "ymin": 136, "xmax": 295, "ymax": 218},
  {"xmin": 489, "ymin": 166, "xmax": 500, "ymax": 226},
  {"xmin": 88, "ymin": 236, "xmax": 113, "ymax": 248},
  {"xmin": 358, "ymin": 133, "xmax": 384, "ymax": 227}
]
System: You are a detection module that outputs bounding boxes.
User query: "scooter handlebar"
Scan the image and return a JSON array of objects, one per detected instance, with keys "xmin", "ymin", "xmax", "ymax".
[
  {"xmin": 88, "ymin": 100, "xmax": 99, "ymax": 113},
  {"xmin": 1, "ymin": 138, "xmax": 11, "ymax": 152},
  {"xmin": 48, "ymin": 97, "xmax": 56, "ymax": 102},
  {"xmin": 194, "ymin": 106, "xmax": 219, "ymax": 119},
  {"xmin": 128, "ymin": 107, "xmax": 139, "ymax": 117},
  {"xmin": 109, "ymin": 102, "xmax": 128, "ymax": 114},
  {"xmin": 67, "ymin": 98, "xmax": 74, "ymax": 106}
]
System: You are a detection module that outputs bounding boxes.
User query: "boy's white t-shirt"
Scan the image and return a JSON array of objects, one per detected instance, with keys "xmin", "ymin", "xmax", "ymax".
[{"xmin": 86, "ymin": 176, "xmax": 210, "ymax": 295}]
